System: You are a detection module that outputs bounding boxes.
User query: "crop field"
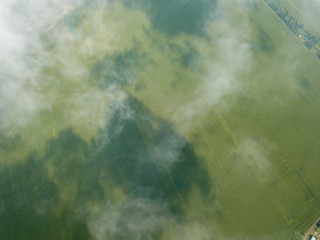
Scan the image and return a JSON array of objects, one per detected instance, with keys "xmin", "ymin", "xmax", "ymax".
[
  {"xmin": 127, "ymin": 0, "xmax": 320, "ymax": 239},
  {"xmin": 0, "ymin": 0, "xmax": 320, "ymax": 239}
]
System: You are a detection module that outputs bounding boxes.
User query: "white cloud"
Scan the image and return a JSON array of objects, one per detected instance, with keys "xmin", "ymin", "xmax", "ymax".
[
  {"xmin": 86, "ymin": 198, "xmax": 175, "ymax": 240},
  {"xmin": 0, "ymin": 0, "xmax": 115, "ymax": 138},
  {"xmin": 0, "ymin": 0, "xmax": 52, "ymax": 131},
  {"xmin": 138, "ymin": 132, "xmax": 186, "ymax": 169},
  {"xmin": 234, "ymin": 137, "xmax": 275, "ymax": 173},
  {"xmin": 171, "ymin": 24, "xmax": 251, "ymax": 134}
]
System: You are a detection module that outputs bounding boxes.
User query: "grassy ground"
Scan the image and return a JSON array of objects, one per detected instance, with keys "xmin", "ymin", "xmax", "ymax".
[
  {"xmin": 1, "ymin": 0, "xmax": 320, "ymax": 239},
  {"xmin": 281, "ymin": 0, "xmax": 320, "ymax": 37},
  {"xmin": 127, "ymin": 0, "xmax": 320, "ymax": 239}
]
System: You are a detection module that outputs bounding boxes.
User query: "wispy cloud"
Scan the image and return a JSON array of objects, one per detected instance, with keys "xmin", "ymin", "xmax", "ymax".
[
  {"xmin": 170, "ymin": 1, "xmax": 252, "ymax": 134},
  {"xmin": 234, "ymin": 136, "xmax": 274, "ymax": 173},
  {"xmin": 0, "ymin": 0, "xmax": 64, "ymax": 132},
  {"xmin": 0, "ymin": 0, "xmax": 120, "ymax": 139},
  {"xmin": 85, "ymin": 198, "xmax": 175, "ymax": 240}
]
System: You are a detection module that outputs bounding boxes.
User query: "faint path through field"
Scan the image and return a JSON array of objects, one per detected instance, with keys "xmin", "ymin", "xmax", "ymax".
[{"xmin": 44, "ymin": 0, "xmax": 75, "ymax": 33}]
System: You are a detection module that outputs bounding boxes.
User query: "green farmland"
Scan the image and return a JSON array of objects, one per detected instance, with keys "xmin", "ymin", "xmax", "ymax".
[
  {"xmin": 0, "ymin": 0, "xmax": 320, "ymax": 239},
  {"xmin": 281, "ymin": 0, "xmax": 320, "ymax": 36}
]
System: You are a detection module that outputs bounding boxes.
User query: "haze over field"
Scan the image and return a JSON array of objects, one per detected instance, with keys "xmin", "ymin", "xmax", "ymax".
[{"xmin": 1, "ymin": 0, "xmax": 320, "ymax": 239}]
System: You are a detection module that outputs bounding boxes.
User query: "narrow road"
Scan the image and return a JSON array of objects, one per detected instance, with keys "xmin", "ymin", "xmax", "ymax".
[
  {"xmin": 303, "ymin": 218, "xmax": 320, "ymax": 240},
  {"xmin": 43, "ymin": 0, "xmax": 75, "ymax": 33}
]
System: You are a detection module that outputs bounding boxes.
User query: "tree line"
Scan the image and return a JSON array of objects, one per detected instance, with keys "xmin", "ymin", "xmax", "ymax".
[{"xmin": 264, "ymin": 0, "xmax": 320, "ymax": 59}]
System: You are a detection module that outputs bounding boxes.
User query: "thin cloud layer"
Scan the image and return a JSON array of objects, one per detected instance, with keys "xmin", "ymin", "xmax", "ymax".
[
  {"xmin": 1, "ymin": 0, "xmax": 312, "ymax": 239},
  {"xmin": 0, "ymin": 0, "xmax": 51, "ymax": 130},
  {"xmin": 0, "ymin": 0, "xmax": 118, "ymax": 140},
  {"xmin": 233, "ymin": 137, "xmax": 274, "ymax": 173},
  {"xmin": 168, "ymin": 1, "xmax": 252, "ymax": 134},
  {"xmin": 86, "ymin": 198, "xmax": 174, "ymax": 240}
]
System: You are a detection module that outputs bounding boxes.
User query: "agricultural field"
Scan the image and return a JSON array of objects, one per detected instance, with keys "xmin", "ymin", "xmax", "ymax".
[
  {"xmin": 0, "ymin": 0, "xmax": 320, "ymax": 239},
  {"xmin": 281, "ymin": 0, "xmax": 320, "ymax": 36}
]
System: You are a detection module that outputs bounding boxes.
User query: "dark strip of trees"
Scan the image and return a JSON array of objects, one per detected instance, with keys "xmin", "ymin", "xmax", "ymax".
[{"xmin": 264, "ymin": 0, "xmax": 320, "ymax": 60}]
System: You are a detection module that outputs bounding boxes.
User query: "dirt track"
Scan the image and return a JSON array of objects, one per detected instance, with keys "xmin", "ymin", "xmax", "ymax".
[
  {"xmin": 43, "ymin": 0, "xmax": 75, "ymax": 33},
  {"xmin": 303, "ymin": 218, "xmax": 320, "ymax": 240}
]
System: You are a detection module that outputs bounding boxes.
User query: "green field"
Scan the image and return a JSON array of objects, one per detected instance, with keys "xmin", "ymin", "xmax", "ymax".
[
  {"xmin": 1, "ymin": 0, "xmax": 320, "ymax": 239},
  {"xmin": 128, "ymin": 0, "xmax": 320, "ymax": 239},
  {"xmin": 281, "ymin": 0, "xmax": 320, "ymax": 37}
]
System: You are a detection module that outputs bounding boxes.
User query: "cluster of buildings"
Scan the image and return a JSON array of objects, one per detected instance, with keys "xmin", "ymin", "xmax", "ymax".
[{"xmin": 310, "ymin": 221, "xmax": 320, "ymax": 240}]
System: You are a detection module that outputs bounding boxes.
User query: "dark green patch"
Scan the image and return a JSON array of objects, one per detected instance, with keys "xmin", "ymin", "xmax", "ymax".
[
  {"xmin": 0, "ymin": 96, "xmax": 213, "ymax": 239},
  {"xmin": 123, "ymin": 0, "xmax": 217, "ymax": 36},
  {"xmin": 45, "ymin": 129, "xmax": 105, "ymax": 205},
  {"xmin": 0, "ymin": 155, "xmax": 93, "ymax": 240},
  {"xmin": 169, "ymin": 41, "xmax": 200, "ymax": 69},
  {"xmin": 90, "ymin": 49, "xmax": 141, "ymax": 88},
  {"xmin": 0, "ymin": 134, "xmax": 22, "ymax": 151},
  {"xmin": 63, "ymin": 0, "xmax": 103, "ymax": 32},
  {"xmin": 298, "ymin": 77, "xmax": 312, "ymax": 90},
  {"xmin": 94, "ymin": 96, "xmax": 213, "ymax": 215},
  {"xmin": 251, "ymin": 27, "xmax": 275, "ymax": 54}
]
